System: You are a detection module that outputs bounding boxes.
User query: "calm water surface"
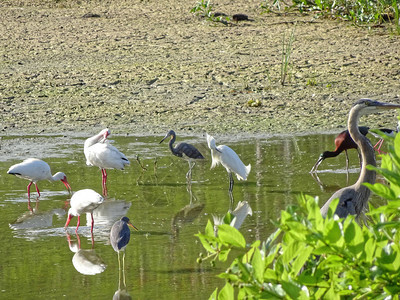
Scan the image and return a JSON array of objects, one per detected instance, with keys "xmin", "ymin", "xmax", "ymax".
[{"xmin": 0, "ymin": 132, "xmax": 384, "ymax": 299}]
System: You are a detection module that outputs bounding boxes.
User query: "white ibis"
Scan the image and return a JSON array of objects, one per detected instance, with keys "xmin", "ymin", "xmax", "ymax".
[
  {"xmin": 7, "ymin": 158, "xmax": 71, "ymax": 199},
  {"xmin": 206, "ymin": 134, "xmax": 251, "ymax": 193},
  {"xmin": 64, "ymin": 189, "xmax": 104, "ymax": 233},
  {"xmin": 84, "ymin": 128, "xmax": 130, "ymax": 196},
  {"xmin": 160, "ymin": 130, "xmax": 204, "ymax": 182}
]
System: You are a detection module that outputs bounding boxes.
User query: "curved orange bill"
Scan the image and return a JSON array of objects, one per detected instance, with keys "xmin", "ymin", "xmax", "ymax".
[{"xmin": 62, "ymin": 179, "xmax": 72, "ymax": 194}]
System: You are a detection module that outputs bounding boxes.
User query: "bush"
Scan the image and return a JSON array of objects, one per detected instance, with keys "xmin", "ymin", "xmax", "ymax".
[
  {"xmin": 261, "ymin": 0, "xmax": 400, "ymax": 28},
  {"xmin": 196, "ymin": 131, "xmax": 400, "ymax": 299}
]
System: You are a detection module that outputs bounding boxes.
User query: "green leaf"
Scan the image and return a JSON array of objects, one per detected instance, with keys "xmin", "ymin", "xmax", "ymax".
[
  {"xmin": 218, "ymin": 282, "xmax": 234, "ymax": 300},
  {"xmin": 196, "ymin": 233, "xmax": 216, "ymax": 253},
  {"xmin": 291, "ymin": 245, "xmax": 313, "ymax": 275},
  {"xmin": 364, "ymin": 182, "xmax": 397, "ymax": 200},
  {"xmin": 217, "ymin": 224, "xmax": 246, "ymax": 248},
  {"xmin": 209, "ymin": 288, "xmax": 218, "ymax": 300},
  {"xmin": 218, "ymin": 249, "xmax": 231, "ymax": 262},
  {"xmin": 251, "ymin": 248, "xmax": 264, "ymax": 283},
  {"xmin": 205, "ymin": 219, "xmax": 214, "ymax": 237}
]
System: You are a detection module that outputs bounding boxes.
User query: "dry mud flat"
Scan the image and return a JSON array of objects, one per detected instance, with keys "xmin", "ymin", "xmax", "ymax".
[{"xmin": 0, "ymin": 0, "xmax": 400, "ymax": 136}]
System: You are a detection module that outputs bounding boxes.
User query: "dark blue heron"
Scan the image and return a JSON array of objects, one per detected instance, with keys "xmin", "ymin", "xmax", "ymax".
[
  {"xmin": 320, "ymin": 99, "xmax": 400, "ymax": 218},
  {"xmin": 310, "ymin": 126, "xmax": 369, "ymax": 173},
  {"xmin": 110, "ymin": 216, "xmax": 138, "ymax": 253},
  {"xmin": 160, "ymin": 130, "xmax": 204, "ymax": 182},
  {"xmin": 110, "ymin": 217, "xmax": 138, "ymax": 288}
]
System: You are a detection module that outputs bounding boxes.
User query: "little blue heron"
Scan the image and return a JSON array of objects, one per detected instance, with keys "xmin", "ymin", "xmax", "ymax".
[
  {"xmin": 160, "ymin": 130, "xmax": 204, "ymax": 182},
  {"xmin": 110, "ymin": 217, "xmax": 138, "ymax": 289},
  {"xmin": 84, "ymin": 128, "xmax": 130, "ymax": 196},
  {"xmin": 320, "ymin": 99, "xmax": 400, "ymax": 219},
  {"xmin": 310, "ymin": 127, "xmax": 369, "ymax": 173},
  {"xmin": 206, "ymin": 134, "xmax": 251, "ymax": 193},
  {"xmin": 7, "ymin": 158, "xmax": 71, "ymax": 199},
  {"xmin": 64, "ymin": 189, "xmax": 104, "ymax": 233}
]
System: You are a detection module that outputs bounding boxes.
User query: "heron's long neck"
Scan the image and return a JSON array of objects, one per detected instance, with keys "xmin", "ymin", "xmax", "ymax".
[
  {"xmin": 348, "ymin": 107, "xmax": 376, "ymax": 188},
  {"xmin": 169, "ymin": 135, "xmax": 177, "ymax": 154}
]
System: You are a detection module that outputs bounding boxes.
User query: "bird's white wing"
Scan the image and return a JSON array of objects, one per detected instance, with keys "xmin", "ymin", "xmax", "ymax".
[
  {"xmin": 218, "ymin": 145, "xmax": 251, "ymax": 180},
  {"xmin": 7, "ymin": 158, "xmax": 52, "ymax": 181},
  {"xmin": 85, "ymin": 143, "xmax": 130, "ymax": 170}
]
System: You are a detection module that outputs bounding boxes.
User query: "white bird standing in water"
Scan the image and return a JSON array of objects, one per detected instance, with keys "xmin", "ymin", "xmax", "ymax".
[
  {"xmin": 206, "ymin": 134, "xmax": 251, "ymax": 193},
  {"xmin": 7, "ymin": 158, "xmax": 72, "ymax": 199},
  {"xmin": 64, "ymin": 189, "xmax": 104, "ymax": 233},
  {"xmin": 84, "ymin": 128, "xmax": 130, "ymax": 196}
]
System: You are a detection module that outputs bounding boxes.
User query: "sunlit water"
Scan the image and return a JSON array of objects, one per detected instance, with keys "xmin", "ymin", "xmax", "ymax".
[{"xmin": 0, "ymin": 132, "xmax": 385, "ymax": 299}]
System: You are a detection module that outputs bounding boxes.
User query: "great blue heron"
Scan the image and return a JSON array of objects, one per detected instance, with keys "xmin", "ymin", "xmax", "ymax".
[
  {"xmin": 310, "ymin": 126, "xmax": 369, "ymax": 173},
  {"xmin": 110, "ymin": 217, "xmax": 138, "ymax": 290},
  {"xmin": 159, "ymin": 130, "xmax": 204, "ymax": 182},
  {"xmin": 320, "ymin": 99, "xmax": 400, "ymax": 218},
  {"xmin": 7, "ymin": 158, "xmax": 71, "ymax": 199},
  {"xmin": 64, "ymin": 189, "xmax": 104, "ymax": 233},
  {"xmin": 84, "ymin": 128, "xmax": 130, "ymax": 196},
  {"xmin": 206, "ymin": 134, "xmax": 251, "ymax": 193}
]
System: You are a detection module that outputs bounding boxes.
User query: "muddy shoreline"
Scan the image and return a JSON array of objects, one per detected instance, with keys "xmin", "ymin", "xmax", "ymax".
[{"xmin": 1, "ymin": 0, "xmax": 400, "ymax": 137}]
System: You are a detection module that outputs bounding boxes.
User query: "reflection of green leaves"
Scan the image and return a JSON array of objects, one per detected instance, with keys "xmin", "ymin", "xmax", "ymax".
[{"xmin": 197, "ymin": 129, "xmax": 400, "ymax": 299}]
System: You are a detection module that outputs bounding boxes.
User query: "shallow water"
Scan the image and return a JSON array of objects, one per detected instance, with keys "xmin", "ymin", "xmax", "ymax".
[{"xmin": 0, "ymin": 132, "xmax": 384, "ymax": 299}]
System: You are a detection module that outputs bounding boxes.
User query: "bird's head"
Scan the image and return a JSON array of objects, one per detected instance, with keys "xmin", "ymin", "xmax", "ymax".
[
  {"xmin": 159, "ymin": 130, "xmax": 175, "ymax": 144},
  {"xmin": 121, "ymin": 216, "xmax": 138, "ymax": 231},
  {"xmin": 53, "ymin": 172, "xmax": 72, "ymax": 193},
  {"xmin": 99, "ymin": 128, "xmax": 110, "ymax": 143},
  {"xmin": 354, "ymin": 99, "xmax": 400, "ymax": 116},
  {"xmin": 310, "ymin": 153, "xmax": 326, "ymax": 173}
]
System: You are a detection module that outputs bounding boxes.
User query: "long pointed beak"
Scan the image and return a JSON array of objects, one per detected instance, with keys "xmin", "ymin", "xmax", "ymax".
[
  {"xmin": 128, "ymin": 222, "xmax": 139, "ymax": 231},
  {"xmin": 159, "ymin": 135, "xmax": 168, "ymax": 144},
  {"xmin": 376, "ymin": 102, "xmax": 400, "ymax": 110},
  {"xmin": 310, "ymin": 157, "xmax": 324, "ymax": 173}
]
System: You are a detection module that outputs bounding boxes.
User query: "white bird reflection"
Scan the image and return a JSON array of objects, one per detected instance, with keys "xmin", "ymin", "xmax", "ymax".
[
  {"xmin": 9, "ymin": 207, "xmax": 66, "ymax": 240},
  {"xmin": 84, "ymin": 198, "xmax": 132, "ymax": 242},
  {"xmin": 66, "ymin": 232, "xmax": 106, "ymax": 276},
  {"xmin": 213, "ymin": 201, "xmax": 253, "ymax": 235}
]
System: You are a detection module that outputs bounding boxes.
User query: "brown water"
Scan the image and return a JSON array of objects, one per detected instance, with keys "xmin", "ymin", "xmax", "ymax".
[{"xmin": 0, "ymin": 132, "xmax": 382, "ymax": 299}]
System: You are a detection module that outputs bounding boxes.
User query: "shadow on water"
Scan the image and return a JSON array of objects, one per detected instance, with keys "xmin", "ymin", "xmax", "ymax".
[{"xmin": 0, "ymin": 132, "xmax": 386, "ymax": 299}]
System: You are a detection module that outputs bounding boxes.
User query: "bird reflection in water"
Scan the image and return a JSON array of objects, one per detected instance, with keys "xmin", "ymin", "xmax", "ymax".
[
  {"xmin": 110, "ymin": 217, "xmax": 138, "ymax": 300},
  {"xmin": 213, "ymin": 201, "xmax": 253, "ymax": 236},
  {"xmin": 66, "ymin": 231, "xmax": 106, "ymax": 275},
  {"xmin": 171, "ymin": 185, "xmax": 205, "ymax": 238}
]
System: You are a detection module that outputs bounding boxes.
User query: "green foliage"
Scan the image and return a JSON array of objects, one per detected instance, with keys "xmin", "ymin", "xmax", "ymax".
[
  {"xmin": 190, "ymin": 0, "xmax": 230, "ymax": 24},
  {"xmin": 261, "ymin": 0, "xmax": 400, "ymax": 30},
  {"xmin": 197, "ymin": 131, "xmax": 400, "ymax": 299},
  {"xmin": 280, "ymin": 28, "xmax": 296, "ymax": 86}
]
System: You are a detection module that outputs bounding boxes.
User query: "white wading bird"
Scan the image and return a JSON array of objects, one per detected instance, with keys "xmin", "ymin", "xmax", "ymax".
[
  {"xmin": 7, "ymin": 158, "xmax": 71, "ymax": 199},
  {"xmin": 206, "ymin": 134, "xmax": 251, "ymax": 193},
  {"xmin": 64, "ymin": 189, "xmax": 104, "ymax": 233},
  {"xmin": 84, "ymin": 128, "xmax": 130, "ymax": 196}
]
